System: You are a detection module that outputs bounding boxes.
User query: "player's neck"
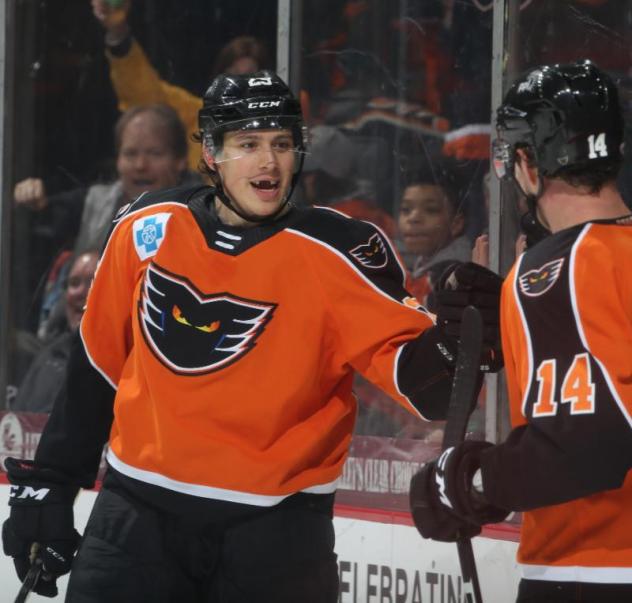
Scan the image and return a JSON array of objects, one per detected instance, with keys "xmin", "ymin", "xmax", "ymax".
[{"xmin": 537, "ymin": 181, "xmax": 629, "ymax": 233}]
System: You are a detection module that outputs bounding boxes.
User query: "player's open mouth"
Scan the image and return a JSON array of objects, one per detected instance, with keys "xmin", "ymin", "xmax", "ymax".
[
  {"xmin": 251, "ymin": 179, "xmax": 281, "ymax": 201},
  {"xmin": 251, "ymin": 179, "xmax": 279, "ymax": 190}
]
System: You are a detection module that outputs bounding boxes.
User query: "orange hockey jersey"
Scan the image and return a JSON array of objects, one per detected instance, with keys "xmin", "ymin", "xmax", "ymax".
[
  {"xmin": 35, "ymin": 185, "xmax": 453, "ymax": 508},
  {"xmin": 481, "ymin": 218, "xmax": 632, "ymax": 584}
]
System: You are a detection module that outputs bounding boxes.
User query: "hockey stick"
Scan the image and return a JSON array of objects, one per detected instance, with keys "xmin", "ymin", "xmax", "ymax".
[
  {"xmin": 14, "ymin": 560, "xmax": 42, "ymax": 603},
  {"xmin": 14, "ymin": 543, "xmax": 43, "ymax": 603},
  {"xmin": 441, "ymin": 305, "xmax": 484, "ymax": 603}
]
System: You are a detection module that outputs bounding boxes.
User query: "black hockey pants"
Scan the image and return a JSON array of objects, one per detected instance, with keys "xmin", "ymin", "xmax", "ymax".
[
  {"xmin": 517, "ymin": 578, "xmax": 632, "ymax": 602},
  {"xmin": 65, "ymin": 484, "xmax": 339, "ymax": 602}
]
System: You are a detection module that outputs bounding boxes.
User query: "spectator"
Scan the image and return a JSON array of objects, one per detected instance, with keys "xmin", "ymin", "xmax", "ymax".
[
  {"xmin": 91, "ymin": 0, "xmax": 272, "ymax": 171},
  {"xmin": 212, "ymin": 35, "xmax": 270, "ymax": 79},
  {"xmin": 11, "ymin": 250, "xmax": 99, "ymax": 414},
  {"xmin": 15, "ymin": 103, "xmax": 192, "ymax": 254},
  {"xmin": 396, "ymin": 166, "xmax": 471, "ymax": 308},
  {"xmin": 14, "ymin": 103, "xmax": 195, "ymax": 336}
]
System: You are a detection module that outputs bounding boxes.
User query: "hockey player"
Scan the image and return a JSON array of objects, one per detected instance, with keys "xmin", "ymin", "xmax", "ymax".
[
  {"xmin": 410, "ymin": 60, "xmax": 632, "ymax": 602},
  {"xmin": 2, "ymin": 71, "xmax": 502, "ymax": 602}
]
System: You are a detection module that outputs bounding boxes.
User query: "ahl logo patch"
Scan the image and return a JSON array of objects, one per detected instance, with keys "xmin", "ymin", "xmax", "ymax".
[
  {"xmin": 349, "ymin": 233, "xmax": 388, "ymax": 269},
  {"xmin": 518, "ymin": 258, "xmax": 564, "ymax": 297},
  {"xmin": 248, "ymin": 76, "xmax": 273, "ymax": 87},
  {"xmin": 139, "ymin": 264, "xmax": 276, "ymax": 374},
  {"xmin": 133, "ymin": 213, "xmax": 171, "ymax": 260}
]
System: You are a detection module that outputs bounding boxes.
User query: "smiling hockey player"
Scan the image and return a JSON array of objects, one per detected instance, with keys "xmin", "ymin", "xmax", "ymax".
[{"xmin": 2, "ymin": 70, "xmax": 502, "ymax": 602}]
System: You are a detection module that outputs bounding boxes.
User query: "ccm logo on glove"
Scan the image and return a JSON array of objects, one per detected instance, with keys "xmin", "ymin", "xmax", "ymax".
[
  {"xmin": 9, "ymin": 486, "xmax": 50, "ymax": 501},
  {"xmin": 435, "ymin": 448, "xmax": 454, "ymax": 510}
]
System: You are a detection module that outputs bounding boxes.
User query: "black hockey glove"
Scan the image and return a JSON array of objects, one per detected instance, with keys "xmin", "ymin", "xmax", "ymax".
[
  {"xmin": 409, "ymin": 441, "xmax": 509, "ymax": 542},
  {"xmin": 409, "ymin": 460, "xmax": 482, "ymax": 543},
  {"xmin": 2, "ymin": 458, "xmax": 80, "ymax": 598},
  {"xmin": 434, "ymin": 262, "xmax": 504, "ymax": 372}
]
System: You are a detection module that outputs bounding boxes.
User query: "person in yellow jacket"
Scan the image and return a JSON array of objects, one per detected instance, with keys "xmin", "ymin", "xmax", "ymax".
[{"xmin": 91, "ymin": 0, "xmax": 271, "ymax": 172}]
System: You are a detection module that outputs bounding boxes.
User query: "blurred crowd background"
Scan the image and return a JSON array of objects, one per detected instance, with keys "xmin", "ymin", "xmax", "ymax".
[{"xmin": 4, "ymin": 0, "xmax": 632, "ymax": 443}]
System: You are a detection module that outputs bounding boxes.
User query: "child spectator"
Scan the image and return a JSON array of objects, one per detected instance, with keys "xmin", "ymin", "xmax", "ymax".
[{"xmin": 396, "ymin": 164, "xmax": 471, "ymax": 308}]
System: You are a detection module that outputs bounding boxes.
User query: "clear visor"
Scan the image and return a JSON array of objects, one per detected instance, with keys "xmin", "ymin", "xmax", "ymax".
[
  {"xmin": 206, "ymin": 118, "xmax": 307, "ymax": 175},
  {"xmin": 491, "ymin": 138, "xmax": 512, "ymax": 180},
  {"xmin": 216, "ymin": 116, "xmax": 307, "ymax": 146}
]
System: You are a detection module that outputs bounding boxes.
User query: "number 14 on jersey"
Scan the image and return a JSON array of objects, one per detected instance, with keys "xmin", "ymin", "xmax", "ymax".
[{"xmin": 533, "ymin": 353, "xmax": 596, "ymax": 417}]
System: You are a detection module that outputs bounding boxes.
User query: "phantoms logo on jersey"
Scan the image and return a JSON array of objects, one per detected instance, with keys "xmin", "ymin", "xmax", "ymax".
[
  {"xmin": 139, "ymin": 264, "xmax": 276, "ymax": 374},
  {"xmin": 519, "ymin": 258, "xmax": 564, "ymax": 297},
  {"xmin": 349, "ymin": 233, "xmax": 388, "ymax": 269}
]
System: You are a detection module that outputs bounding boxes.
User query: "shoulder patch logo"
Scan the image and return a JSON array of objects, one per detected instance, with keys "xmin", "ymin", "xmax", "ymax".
[
  {"xmin": 133, "ymin": 213, "xmax": 171, "ymax": 260},
  {"xmin": 349, "ymin": 233, "xmax": 388, "ymax": 269},
  {"xmin": 138, "ymin": 264, "xmax": 276, "ymax": 374},
  {"xmin": 518, "ymin": 258, "xmax": 564, "ymax": 297}
]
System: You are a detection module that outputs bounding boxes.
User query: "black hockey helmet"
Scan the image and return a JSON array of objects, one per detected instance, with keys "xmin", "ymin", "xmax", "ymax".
[
  {"xmin": 492, "ymin": 60, "xmax": 623, "ymax": 181},
  {"xmin": 198, "ymin": 70, "xmax": 307, "ymax": 155}
]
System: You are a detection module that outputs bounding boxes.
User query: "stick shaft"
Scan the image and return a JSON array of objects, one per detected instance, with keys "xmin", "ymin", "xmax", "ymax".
[{"xmin": 442, "ymin": 305, "xmax": 485, "ymax": 603}]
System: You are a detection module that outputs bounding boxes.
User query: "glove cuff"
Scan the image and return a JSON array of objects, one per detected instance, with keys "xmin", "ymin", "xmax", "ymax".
[{"xmin": 5, "ymin": 458, "xmax": 78, "ymax": 506}]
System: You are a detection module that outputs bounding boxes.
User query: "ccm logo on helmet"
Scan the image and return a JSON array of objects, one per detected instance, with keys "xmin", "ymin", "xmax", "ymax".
[
  {"xmin": 248, "ymin": 101, "xmax": 282, "ymax": 109},
  {"xmin": 9, "ymin": 485, "xmax": 50, "ymax": 500}
]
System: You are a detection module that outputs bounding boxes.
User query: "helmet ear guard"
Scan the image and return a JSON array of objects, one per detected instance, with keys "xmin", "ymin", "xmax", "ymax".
[
  {"xmin": 492, "ymin": 106, "xmax": 534, "ymax": 182},
  {"xmin": 491, "ymin": 138, "xmax": 514, "ymax": 180}
]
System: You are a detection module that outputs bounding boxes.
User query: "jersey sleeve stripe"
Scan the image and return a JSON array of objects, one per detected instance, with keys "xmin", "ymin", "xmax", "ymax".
[
  {"xmin": 569, "ymin": 224, "xmax": 632, "ymax": 428},
  {"xmin": 511, "ymin": 253, "xmax": 535, "ymax": 418}
]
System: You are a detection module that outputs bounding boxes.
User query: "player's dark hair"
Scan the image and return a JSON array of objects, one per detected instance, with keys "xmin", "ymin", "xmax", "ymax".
[{"xmin": 516, "ymin": 143, "xmax": 621, "ymax": 194}]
